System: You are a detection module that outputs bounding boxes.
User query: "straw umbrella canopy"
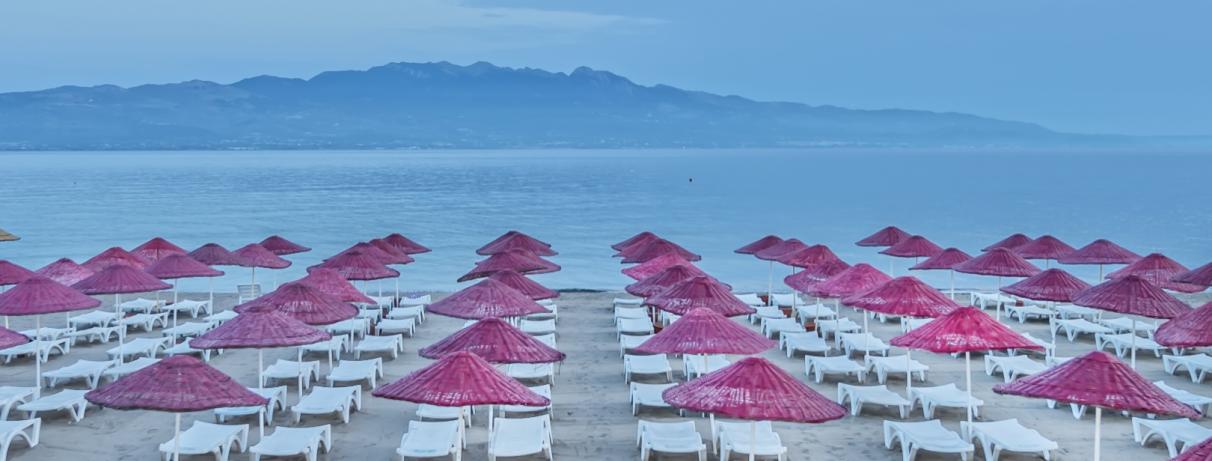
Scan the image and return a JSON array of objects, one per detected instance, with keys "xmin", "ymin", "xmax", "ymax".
[
  {"xmin": 880, "ymin": 235, "xmax": 944, "ymax": 276},
  {"xmin": 259, "ymin": 235, "xmax": 310, "ymax": 256},
  {"xmin": 1107, "ymin": 253, "xmax": 1205, "ymax": 293},
  {"xmin": 891, "ymin": 307, "xmax": 1040, "ymax": 427},
  {"xmin": 613, "ymin": 231, "xmax": 660, "ymax": 251},
  {"xmin": 0, "ymin": 228, "xmax": 17, "ymax": 242},
  {"xmin": 297, "ymin": 268, "xmax": 376, "ymax": 304},
  {"xmin": 458, "ymin": 249, "xmax": 559, "ymax": 282},
  {"xmin": 188, "ymin": 243, "xmax": 247, "ymax": 308},
  {"xmin": 909, "ymin": 247, "xmax": 972, "ymax": 299},
  {"xmin": 844, "ymin": 276, "xmax": 961, "ymax": 390},
  {"xmin": 477, "ymin": 231, "xmax": 554, "ymax": 256},
  {"xmin": 312, "ymin": 250, "xmax": 400, "ymax": 282},
  {"xmin": 419, "ymin": 317, "xmax": 565, "ymax": 363},
  {"xmin": 753, "ymin": 238, "xmax": 808, "ymax": 302},
  {"xmin": 232, "ymin": 243, "xmax": 291, "ymax": 290},
  {"xmin": 1173, "ymin": 438, "xmax": 1212, "ymax": 461},
  {"xmin": 662, "ymin": 357, "xmax": 846, "ymax": 461},
  {"xmin": 1001, "ymin": 268, "xmax": 1090, "ymax": 303},
  {"xmin": 982, "ymin": 233, "xmax": 1033, "ymax": 252},
  {"xmin": 0, "ymin": 327, "xmax": 29, "ymax": 350},
  {"xmin": 1013, "ymin": 235, "xmax": 1075, "ymax": 268},
  {"xmin": 1173, "ymin": 262, "xmax": 1212, "ymax": 288},
  {"xmin": 625, "ymin": 264, "xmax": 708, "ymax": 298},
  {"xmin": 1155, "ymin": 301, "xmax": 1212, "ymax": 349},
  {"xmin": 1072, "ymin": 275, "xmax": 1191, "ymax": 368},
  {"xmin": 82, "ymin": 246, "xmax": 150, "ymax": 271},
  {"xmin": 633, "ymin": 307, "xmax": 776, "ymax": 356},
  {"xmin": 735, "ymin": 235, "xmax": 783, "ymax": 255},
  {"xmin": 85, "ymin": 355, "xmax": 268, "ymax": 461},
  {"xmin": 338, "ymin": 242, "xmax": 413, "ymax": 297},
  {"xmin": 34, "ymin": 258, "xmax": 94, "ymax": 287},
  {"xmin": 622, "ymin": 253, "xmax": 698, "ymax": 281},
  {"xmin": 382, "ymin": 233, "xmax": 431, "ymax": 254},
  {"xmin": 0, "ymin": 275, "xmax": 101, "ymax": 388},
  {"xmin": 784, "ymin": 259, "xmax": 851, "ymax": 291},
  {"xmin": 74, "ymin": 264, "xmax": 171, "ymax": 363},
  {"xmin": 646, "ymin": 276, "xmax": 755, "ymax": 317},
  {"xmin": 0, "ymin": 261, "xmax": 35, "ymax": 287},
  {"xmin": 486, "ymin": 270, "xmax": 559, "ymax": 301},
  {"xmin": 145, "ymin": 253, "xmax": 223, "ymax": 304},
  {"xmin": 1057, "ymin": 238, "xmax": 1141, "ymax": 280},
  {"xmin": 234, "ymin": 282, "xmax": 358, "ymax": 326},
  {"xmin": 953, "ymin": 248, "xmax": 1041, "ymax": 319},
  {"xmin": 994, "ymin": 351, "xmax": 1199, "ymax": 461},
  {"xmin": 856, "ymin": 226, "xmax": 910, "ymax": 247},
  {"xmin": 777, "ymin": 245, "xmax": 841, "ymax": 269},
  {"xmin": 426, "ymin": 279, "xmax": 549, "ymax": 320},
  {"xmin": 131, "ymin": 237, "xmax": 188, "ymax": 262},
  {"xmin": 620, "ymin": 239, "xmax": 701, "ymax": 264},
  {"xmin": 369, "ymin": 239, "xmax": 416, "ymax": 264},
  {"xmin": 805, "ymin": 263, "xmax": 892, "ymax": 301}
]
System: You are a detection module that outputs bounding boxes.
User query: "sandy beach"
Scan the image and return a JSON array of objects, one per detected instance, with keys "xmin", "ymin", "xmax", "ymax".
[{"xmin": 2, "ymin": 289, "xmax": 1209, "ymax": 461}]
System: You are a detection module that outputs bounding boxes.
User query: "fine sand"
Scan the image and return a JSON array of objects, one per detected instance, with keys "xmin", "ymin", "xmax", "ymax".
[{"xmin": 3, "ymin": 289, "xmax": 1209, "ymax": 461}]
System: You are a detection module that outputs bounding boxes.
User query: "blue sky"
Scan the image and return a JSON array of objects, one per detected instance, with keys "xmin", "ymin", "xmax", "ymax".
[{"xmin": 2, "ymin": 0, "xmax": 1209, "ymax": 136}]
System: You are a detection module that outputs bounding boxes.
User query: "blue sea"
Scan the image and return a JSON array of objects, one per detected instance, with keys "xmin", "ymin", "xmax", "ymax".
[{"xmin": 1, "ymin": 149, "xmax": 1209, "ymax": 293}]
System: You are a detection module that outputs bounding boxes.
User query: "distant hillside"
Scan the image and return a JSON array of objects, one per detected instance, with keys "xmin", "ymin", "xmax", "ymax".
[{"xmin": 0, "ymin": 61, "xmax": 1162, "ymax": 150}]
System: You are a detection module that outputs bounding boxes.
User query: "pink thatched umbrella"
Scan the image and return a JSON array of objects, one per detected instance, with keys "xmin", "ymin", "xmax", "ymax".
[
  {"xmin": 74, "ymin": 265, "xmax": 171, "ymax": 363},
  {"xmin": 487, "ymin": 270, "xmax": 559, "ymax": 301},
  {"xmin": 131, "ymin": 237, "xmax": 188, "ymax": 262},
  {"xmin": 34, "ymin": 258, "xmax": 93, "ymax": 287},
  {"xmin": 1057, "ymin": 238, "xmax": 1141, "ymax": 280},
  {"xmin": 86, "ymin": 355, "xmax": 268, "ymax": 461},
  {"xmin": 1174, "ymin": 437, "xmax": 1212, "ymax": 461},
  {"xmin": 662, "ymin": 357, "xmax": 846, "ymax": 461},
  {"xmin": 614, "ymin": 233, "xmax": 663, "ymax": 257},
  {"xmin": 982, "ymin": 233, "xmax": 1033, "ymax": 252},
  {"xmin": 0, "ymin": 261, "xmax": 36, "ymax": 287},
  {"xmin": 1073, "ymin": 275, "xmax": 1191, "ymax": 367},
  {"xmin": 373, "ymin": 351, "xmax": 549, "ymax": 431},
  {"xmin": 625, "ymin": 264, "xmax": 708, "ymax": 298},
  {"xmin": 297, "ymin": 268, "xmax": 376, "ymax": 304},
  {"xmin": 458, "ymin": 249, "xmax": 559, "ymax": 282},
  {"xmin": 427, "ymin": 279, "xmax": 549, "ymax": 320},
  {"xmin": 312, "ymin": 250, "xmax": 399, "ymax": 282},
  {"xmin": 234, "ymin": 282, "xmax": 358, "ymax": 326},
  {"xmin": 1013, "ymin": 235, "xmax": 1075, "ymax": 268},
  {"xmin": 82, "ymin": 246, "xmax": 150, "ymax": 271},
  {"xmin": 622, "ymin": 253, "xmax": 697, "ymax": 281},
  {"xmin": 880, "ymin": 235, "xmax": 944, "ymax": 276},
  {"xmin": 259, "ymin": 235, "xmax": 311, "ymax": 256},
  {"xmin": 633, "ymin": 307, "xmax": 776, "ymax": 361},
  {"xmin": 891, "ymin": 307, "xmax": 1040, "ymax": 426},
  {"xmin": 953, "ymin": 248, "xmax": 1041, "ymax": 320},
  {"xmin": 1107, "ymin": 253, "xmax": 1205, "ymax": 293},
  {"xmin": 784, "ymin": 259, "xmax": 851, "ymax": 293},
  {"xmin": 370, "ymin": 238, "xmax": 416, "ymax": 299},
  {"xmin": 382, "ymin": 233, "xmax": 431, "ymax": 254},
  {"xmin": 736, "ymin": 235, "xmax": 784, "ymax": 255},
  {"xmin": 844, "ymin": 276, "xmax": 961, "ymax": 390},
  {"xmin": 477, "ymin": 231, "xmax": 555, "ymax": 256},
  {"xmin": 0, "ymin": 326, "xmax": 28, "ymax": 350},
  {"xmin": 620, "ymin": 239, "xmax": 701, "ymax": 264},
  {"xmin": 805, "ymin": 263, "xmax": 892, "ymax": 301},
  {"xmin": 647, "ymin": 276, "xmax": 755, "ymax": 317},
  {"xmin": 1173, "ymin": 261, "xmax": 1212, "ymax": 288},
  {"xmin": 994, "ymin": 351, "xmax": 1199, "ymax": 461},
  {"xmin": 334, "ymin": 243, "xmax": 411, "ymax": 297},
  {"xmin": 1156, "ymin": 301, "xmax": 1212, "ymax": 349},
  {"xmin": 1001, "ymin": 268, "xmax": 1090, "ymax": 303},
  {"xmin": 0, "ymin": 276, "xmax": 101, "ymax": 387},
  {"xmin": 754, "ymin": 238, "xmax": 808, "ymax": 303},
  {"xmin": 145, "ymin": 254, "xmax": 224, "ymax": 329},
  {"xmin": 232, "ymin": 243, "xmax": 291, "ymax": 292},
  {"xmin": 856, "ymin": 226, "xmax": 910, "ymax": 247},
  {"xmin": 613, "ymin": 231, "xmax": 660, "ymax": 251},
  {"xmin": 909, "ymin": 247, "xmax": 972, "ymax": 299},
  {"xmin": 419, "ymin": 317, "xmax": 565, "ymax": 363},
  {"xmin": 188, "ymin": 243, "xmax": 246, "ymax": 309},
  {"xmin": 777, "ymin": 245, "xmax": 842, "ymax": 309}
]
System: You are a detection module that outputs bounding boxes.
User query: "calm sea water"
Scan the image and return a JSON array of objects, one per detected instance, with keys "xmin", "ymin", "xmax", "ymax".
[{"xmin": 0, "ymin": 149, "xmax": 1209, "ymax": 293}]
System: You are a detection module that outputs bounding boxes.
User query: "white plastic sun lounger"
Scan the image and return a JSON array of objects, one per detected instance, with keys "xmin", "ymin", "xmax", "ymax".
[
  {"xmin": 1132, "ymin": 417, "xmax": 1212, "ymax": 457},
  {"xmin": 525, "ymin": 303, "xmax": 557, "ymax": 322},
  {"xmin": 735, "ymin": 293, "xmax": 765, "ymax": 306},
  {"xmin": 326, "ymin": 359, "xmax": 383, "ymax": 388},
  {"xmin": 163, "ymin": 340, "xmax": 213, "ymax": 361},
  {"xmin": 805, "ymin": 356, "xmax": 867, "ymax": 383},
  {"xmin": 163, "ymin": 299, "xmax": 212, "ymax": 318},
  {"xmin": 619, "ymin": 334, "xmax": 653, "ymax": 357},
  {"xmin": 262, "ymin": 360, "xmax": 321, "ymax": 389},
  {"xmin": 118, "ymin": 312, "xmax": 170, "ymax": 332},
  {"xmin": 637, "ymin": 420, "xmax": 705, "ymax": 461},
  {"xmin": 520, "ymin": 319, "xmax": 556, "ymax": 336},
  {"xmin": 102, "ymin": 357, "xmax": 159, "ymax": 381},
  {"xmin": 355, "ymin": 307, "xmax": 382, "ymax": 323},
  {"xmin": 375, "ymin": 318, "xmax": 416, "ymax": 337},
  {"xmin": 838, "ymin": 384, "xmax": 910, "ymax": 418},
  {"xmin": 624, "ymin": 354, "xmax": 673, "ymax": 382},
  {"xmin": 67, "ymin": 325, "xmax": 122, "ymax": 345},
  {"xmin": 158, "ymin": 421, "xmax": 248, "ymax": 461},
  {"xmin": 215, "ymin": 386, "xmax": 286, "ymax": 425},
  {"xmin": 970, "ymin": 292, "xmax": 1014, "ymax": 310},
  {"xmin": 961, "ymin": 419, "xmax": 1057, "ymax": 461},
  {"xmin": 17, "ymin": 389, "xmax": 89, "ymax": 423},
  {"xmin": 866, "ymin": 355, "xmax": 929, "ymax": 384},
  {"xmin": 617, "ymin": 318, "xmax": 655, "ymax": 337},
  {"xmin": 750, "ymin": 306, "xmax": 787, "ymax": 325},
  {"xmin": 301, "ymin": 337, "xmax": 348, "ymax": 363},
  {"xmin": 1053, "ymin": 304, "xmax": 1101, "ymax": 320},
  {"xmin": 506, "ymin": 363, "xmax": 555, "ymax": 384},
  {"xmin": 118, "ymin": 297, "xmax": 161, "ymax": 314},
  {"xmin": 43, "ymin": 359, "xmax": 113, "ymax": 389},
  {"xmin": 326, "ymin": 318, "xmax": 371, "ymax": 339},
  {"xmin": 794, "ymin": 303, "xmax": 838, "ymax": 321},
  {"xmin": 910, "ymin": 384, "xmax": 983, "ymax": 419},
  {"xmin": 1097, "ymin": 333, "xmax": 1167, "ymax": 358},
  {"xmin": 900, "ymin": 318, "xmax": 932, "ymax": 333},
  {"xmin": 0, "ymin": 338, "xmax": 70, "ymax": 363},
  {"xmin": 0, "ymin": 388, "xmax": 37, "ymax": 421},
  {"xmin": 614, "ymin": 297, "xmax": 643, "ymax": 307},
  {"xmin": 659, "ymin": 311, "xmax": 680, "ymax": 326},
  {"xmin": 781, "ymin": 332, "xmax": 832, "ymax": 357},
  {"xmin": 162, "ymin": 322, "xmax": 212, "ymax": 339},
  {"xmin": 1051, "ymin": 318, "xmax": 1113, "ymax": 342},
  {"xmin": 883, "ymin": 420, "xmax": 974, "ymax": 461},
  {"xmin": 204, "ymin": 310, "xmax": 238, "ymax": 325},
  {"xmin": 816, "ymin": 318, "xmax": 862, "ymax": 340},
  {"xmin": 984, "ymin": 355, "xmax": 1047, "ymax": 383},
  {"xmin": 761, "ymin": 317, "xmax": 802, "ymax": 339},
  {"xmin": 397, "ymin": 420, "xmax": 462, "ymax": 461},
  {"xmin": 291, "ymin": 386, "xmax": 361, "ymax": 424},
  {"xmin": 684, "ymin": 354, "xmax": 729, "ymax": 379},
  {"xmin": 838, "ymin": 332, "xmax": 890, "ymax": 357},
  {"xmin": 532, "ymin": 334, "xmax": 557, "ymax": 349},
  {"xmin": 354, "ymin": 334, "xmax": 404, "ymax": 360},
  {"xmin": 630, "ymin": 383, "xmax": 678, "ymax": 415},
  {"xmin": 1154, "ymin": 381, "xmax": 1212, "ymax": 417},
  {"xmin": 364, "ymin": 295, "xmax": 394, "ymax": 309},
  {"xmin": 0, "ymin": 418, "xmax": 40, "ymax": 461},
  {"xmin": 1007, "ymin": 332, "xmax": 1054, "ymax": 358},
  {"xmin": 488, "ymin": 415, "xmax": 552, "ymax": 461},
  {"xmin": 106, "ymin": 337, "xmax": 170, "ymax": 360},
  {"xmin": 500, "ymin": 384, "xmax": 552, "ymax": 415},
  {"xmin": 399, "ymin": 294, "xmax": 432, "ymax": 307},
  {"xmin": 19, "ymin": 327, "xmax": 73, "ymax": 341},
  {"xmin": 615, "ymin": 307, "xmax": 649, "ymax": 323},
  {"xmin": 1101, "ymin": 317, "xmax": 1158, "ymax": 336},
  {"xmin": 770, "ymin": 293, "xmax": 800, "ymax": 307},
  {"xmin": 387, "ymin": 306, "xmax": 425, "ymax": 323},
  {"xmin": 237, "ymin": 285, "xmax": 261, "ymax": 305},
  {"xmin": 67, "ymin": 310, "xmax": 122, "ymax": 329},
  {"xmin": 1004, "ymin": 304, "xmax": 1055, "ymax": 323},
  {"xmin": 712, "ymin": 420, "xmax": 783, "ymax": 460},
  {"xmin": 416, "ymin": 405, "xmax": 472, "ymax": 426},
  {"xmin": 1165, "ymin": 354, "xmax": 1212, "ymax": 383},
  {"xmin": 250, "ymin": 425, "xmax": 331, "ymax": 461}
]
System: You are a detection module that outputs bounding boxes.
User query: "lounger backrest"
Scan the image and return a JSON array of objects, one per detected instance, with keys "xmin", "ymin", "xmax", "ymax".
[
  {"xmin": 626, "ymin": 354, "xmax": 667, "ymax": 366},
  {"xmin": 495, "ymin": 415, "xmax": 549, "ymax": 440},
  {"xmin": 408, "ymin": 420, "xmax": 459, "ymax": 442},
  {"xmin": 400, "ymin": 295, "xmax": 431, "ymax": 306},
  {"xmin": 642, "ymin": 420, "xmax": 698, "ymax": 438}
]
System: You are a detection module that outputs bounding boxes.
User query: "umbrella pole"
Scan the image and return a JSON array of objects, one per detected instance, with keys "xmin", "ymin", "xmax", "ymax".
[
  {"xmin": 749, "ymin": 420, "xmax": 757, "ymax": 461},
  {"xmin": 965, "ymin": 351, "xmax": 974, "ymax": 434},
  {"xmin": 258, "ymin": 407, "xmax": 265, "ymax": 442},
  {"xmin": 34, "ymin": 316, "xmax": 42, "ymax": 393},
  {"xmin": 378, "ymin": 280, "xmax": 383, "ymax": 298},
  {"xmin": 1130, "ymin": 319, "xmax": 1138, "ymax": 369},
  {"xmin": 995, "ymin": 276, "xmax": 1003, "ymax": 321},
  {"xmin": 395, "ymin": 277, "xmax": 401, "ymax": 302},
  {"xmin": 172, "ymin": 282, "xmax": 180, "ymax": 330},
  {"xmin": 949, "ymin": 270, "xmax": 955, "ymax": 300},
  {"xmin": 258, "ymin": 350, "xmax": 264, "ymax": 388},
  {"xmin": 863, "ymin": 314, "xmax": 871, "ymax": 360},
  {"xmin": 1094, "ymin": 407, "xmax": 1103, "ymax": 461},
  {"xmin": 889, "ymin": 258, "xmax": 894, "ymax": 277},
  {"xmin": 297, "ymin": 348, "xmax": 304, "ymax": 400},
  {"xmin": 116, "ymin": 293, "xmax": 125, "ymax": 365},
  {"xmin": 173, "ymin": 413, "xmax": 182, "ymax": 461},
  {"xmin": 906, "ymin": 349, "xmax": 913, "ymax": 393},
  {"xmin": 272, "ymin": 271, "xmax": 277, "ymax": 291},
  {"xmin": 766, "ymin": 261, "xmax": 773, "ymax": 305},
  {"xmin": 207, "ymin": 277, "xmax": 214, "ymax": 315}
]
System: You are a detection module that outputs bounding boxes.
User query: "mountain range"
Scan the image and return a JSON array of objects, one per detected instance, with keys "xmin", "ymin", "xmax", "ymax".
[{"xmin": 0, "ymin": 61, "xmax": 1193, "ymax": 150}]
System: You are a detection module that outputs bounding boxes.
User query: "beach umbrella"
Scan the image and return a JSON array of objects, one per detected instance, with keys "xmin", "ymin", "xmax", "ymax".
[
  {"xmin": 1001, "ymin": 268, "xmax": 1090, "ymax": 303},
  {"xmin": 34, "ymin": 258, "xmax": 94, "ymax": 287},
  {"xmin": 296, "ymin": 268, "xmax": 376, "ymax": 304},
  {"xmin": 1057, "ymin": 238, "xmax": 1141, "ymax": 280},
  {"xmin": 953, "ymin": 248, "xmax": 1041, "ymax": 319},
  {"xmin": 982, "ymin": 233, "xmax": 1033, "ymax": 252},
  {"xmin": 856, "ymin": 226, "xmax": 910, "ymax": 247},
  {"xmin": 1072, "ymin": 275, "xmax": 1191, "ymax": 367},
  {"xmin": 333, "ymin": 242, "xmax": 411, "ymax": 297},
  {"xmin": 131, "ymin": 237, "xmax": 188, "ymax": 262},
  {"xmin": 662, "ymin": 357, "xmax": 846, "ymax": 461},
  {"xmin": 426, "ymin": 278, "xmax": 549, "ymax": 320},
  {"xmin": 625, "ymin": 264, "xmax": 708, "ymax": 298},
  {"xmin": 613, "ymin": 231, "xmax": 660, "ymax": 251},
  {"xmin": 145, "ymin": 254, "xmax": 224, "ymax": 328},
  {"xmin": 754, "ymin": 239, "xmax": 808, "ymax": 303},
  {"xmin": 994, "ymin": 351, "xmax": 1198, "ymax": 461},
  {"xmin": 419, "ymin": 317, "xmax": 565, "ymax": 363},
  {"xmin": 259, "ymin": 235, "xmax": 310, "ymax": 256},
  {"xmin": 1107, "ymin": 253, "xmax": 1205, "ymax": 293},
  {"xmin": 880, "ymin": 235, "xmax": 944, "ymax": 276},
  {"xmin": 622, "ymin": 253, "xmax": 698, "ymax": 281},
  {"xmin": 74, "ymin": 265, "xmax": 171, "ymax": 363},
  {"xmin": 783, "ymin": 259, "xmax": 851, "ymax": 293},
  {"xmin": 891, "ymin": 307, "xmax": 1040, "ymax": 427},
  {"xmin": 647, "ymin": 276, "xmax": 755, "ymax": 317},
  {"xmin": 477, "ymin": 231, "xmax": 555, "ymax": 256},
  {"xmin": 0, "ymin": 228, "xmax": 17, "ymax": 242},
  {"xmin": 382, "ymin": 233, "xmax": 431, "ymax": 255},
  {"xmin": 312, "ymin": 249, "xmax": 400, "ymax": 284},
  {"xmin": 85, "ymin": 355, "xmax": 267, "ymax": 461},
  {"xmin": 0, "ymin": 261, "xmax": 36, "ymax": 287},
  {"xmin": 909, "ymin": 248, "xmax": 972, "ymax": 299},
  {"xmin": 1173, "ymin": 437, "xmax": 1212, "ymax": 461},
  {"xmin": 486, "ymin": 270, "xmax": 559, "ymax": 301},
  {"xmin": 373, "ymin": 351, "xmax": 549, "ymax": 431},
  {"xmin": 458, "ymin": 249, "xmax": 559, "ymax": 282},
  {"xmin": 234, "ymin": 282, "xmax": 358, "ymax": 326},
  {"xmin": 1173, "ymin": 261, "xmax": 1212, "ymax": 288},
  {"xmin": 633, "ymin": 307, "xmax": 776, "ymax": 356},
  {"xmin": 0, "ymin": 326, "xmax": 29, "ymax": 350},
  {"xmin": 735, "ymin": 235, "xmax": 783, "ymax": 255},
  {"xmin": 188, "ymin": 243, "xmax": 247, "ymax": 310},
  {"xmin": 805, "ymin": 263, "xmax": 892, "ymax": 301},
  {"xmin": 82, "ymin": 246, "xmax": 150, "ymax": 271},
  {"xmin": 232, "ymin": 244, "xmax": 291, "ymax": 292},
  {"xmin": 1013, "ymin": 235, "xmax": 1075, "ymax": 268},
  {"xmin": 0, "ymin": 276, "xmax": 101, "ymax": 389},
  {"xmin": 370, "ymin": 238, "xmax": 416, "ymax": 299},
  {"xmin": 777, "ymin": 244, "xmax": 841, "ymax": 269},
  {"xmin": 620, "ymin": 239, "xmax": 701, "ymax": 265},
  {"xmin": 1156, "ymin": 301, "xmax": 1212, "ymax": 349}
]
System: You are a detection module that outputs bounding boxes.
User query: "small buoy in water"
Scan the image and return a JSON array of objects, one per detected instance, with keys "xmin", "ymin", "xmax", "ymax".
[{"xmin": 688, "ymin": 177, "xmax": 694, "ymax": 183}]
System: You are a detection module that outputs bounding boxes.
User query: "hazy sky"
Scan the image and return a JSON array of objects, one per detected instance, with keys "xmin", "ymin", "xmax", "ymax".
[{"xmin": 2, "ymin": 0, "xmax": 1209, "ymax": 136}]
